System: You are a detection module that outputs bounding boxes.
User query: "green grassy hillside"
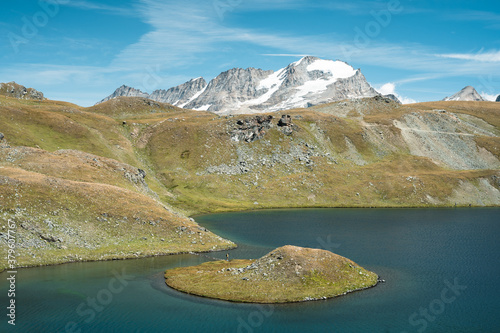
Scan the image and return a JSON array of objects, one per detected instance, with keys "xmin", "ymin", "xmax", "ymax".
[
  {"xmin": 129, "ymin": 98, "xmax": 500, "ymax": 213},
  {"xmin": 1, "ymin": 94, "xmax": 499, "ymax": 270}
]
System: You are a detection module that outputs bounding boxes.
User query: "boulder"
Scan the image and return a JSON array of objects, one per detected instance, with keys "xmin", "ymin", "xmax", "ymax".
[
  {"xmin": 277, "ymin": 115, "xmax": 292, "ymax": 127},
  {"xmin": 277, "ymin": 115, "xmax": 295, "ymax": 135},
  {"xmin": 496, "ymin": 95, "xmax": 500, "ymax": 102}
]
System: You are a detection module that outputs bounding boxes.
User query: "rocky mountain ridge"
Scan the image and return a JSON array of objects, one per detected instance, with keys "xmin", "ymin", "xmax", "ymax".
[
  {"xmin": 98, "ymin": 56, "xmax": 380, "ymax": 114},
  {"xmin": 149, "ymin": 77, "xmax": 207, "ymax": 107}
]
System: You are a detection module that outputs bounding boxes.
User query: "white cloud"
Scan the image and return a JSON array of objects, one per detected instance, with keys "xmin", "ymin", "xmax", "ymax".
[
  {"xmin": 4, "ymin": 0, "xmax": 499, "ymax": 106},
  {"xmin": 0, "ymin": 63, "xmax": 193, "ymax": 106},
  {"xmin": 398, "ymin": 96, "xmax": 417, "ymax": 104},
  {"xmin": 108, "ymin": 0, "xmax": 500, "ymax": 81},
  {"xmin": 436, "ymin": 50, "xmax": 500, "ymax": 62},
  {"xmin": 61, "ymin": 1, "xmax": 139, "ymax": 16},
  {"xmin": 262, "ymin": 54, "xmax": 310, "ymax": 57},
  {"xmin": 446, "ymin": 10, "xmax": 500, "ymax": 24},
  {"xmin": 376, "ymin": 82, "xmax": 417, "ymax": 104},
  {"xmin": 377, "ymin": 82, "xmax": 396, "ymax": 96},
  {"xmin": 480, "ymin": 92, "xmax": 499, "ymax": 101}
]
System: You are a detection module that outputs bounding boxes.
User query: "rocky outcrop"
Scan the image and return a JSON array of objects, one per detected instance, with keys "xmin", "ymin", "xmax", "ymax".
[
  {"xmin": 228, "ymin": 114, "xmax": 297, "ymax": 143},
  {"xmin": 230, "ymin": 115, "xmax": 273, "ymax": 142},
  {"xmin": 443, "ymin": 86, "xmax": 485, "ymax": 102},
  {"xmin": 98, "ymin": 56, "xmax": 381, "ymax": 114},
  {"xmin": 0, "ymin": 82, "xmax": 44, "ymax": 100},
  {"xmin": 496, "ymin": 95, "xmax": 500, "ymax": 102},
  {"xmin": 98, "ymin": 85, "xmax": 149, "ymax": 104}
]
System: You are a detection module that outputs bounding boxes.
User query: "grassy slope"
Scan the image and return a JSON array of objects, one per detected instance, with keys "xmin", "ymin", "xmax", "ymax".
[
  {"xmin": 0, "ymin": 97, "xmax": 235, "ymax": 271},
  {"xmin": 133, "ymin": 100, "xmax": 500, "ymax": 214},
  {"xmin": 1, "ymin": 96, "xmax": 499, "ymax": 270}
]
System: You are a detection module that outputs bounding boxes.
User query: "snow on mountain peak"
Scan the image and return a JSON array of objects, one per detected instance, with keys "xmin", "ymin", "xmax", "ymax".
[
  {"xmin": 98, "ymin": 57, "xmax": 380, "ymax": 114},
  {"xmin": 284, "ymin": 59, "xmax": 358, "ymax": 107},
  {"xmin": 306, "ymin": 59, "xmax": 357, "ymax": 79}
]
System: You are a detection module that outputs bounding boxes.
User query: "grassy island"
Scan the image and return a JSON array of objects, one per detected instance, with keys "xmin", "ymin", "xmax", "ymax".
[{"xmin": 165, "ymin": 245, "xmax": 378, "ymax": 303}]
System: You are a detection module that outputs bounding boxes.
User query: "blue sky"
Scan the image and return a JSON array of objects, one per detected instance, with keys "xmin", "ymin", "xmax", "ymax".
[{"xmin": 1, "ymin": 0, "xmax": 499, "ymax": 106}]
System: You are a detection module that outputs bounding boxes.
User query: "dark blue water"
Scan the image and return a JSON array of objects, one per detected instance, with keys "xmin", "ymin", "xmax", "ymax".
[{"xmin": 1, "ymin": 208, "xmax": 499, "ymax": 332}]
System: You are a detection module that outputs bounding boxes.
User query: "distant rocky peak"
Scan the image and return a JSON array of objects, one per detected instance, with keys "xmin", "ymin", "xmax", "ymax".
[
  {"xmin": 117, "ymin": 85, "xmax": 148, "ymax": 96},
  {"xmin": 98, "ymin": 85, "xmax": 149, "ymax": 104},
  {"xmin": 293, "ymin": 55, "xmax": 320, "ymax": 66},
  {"xmin": 443, "ymin": 86, "xmax": 485, "ymax": 102},
  {"xmin": 149, "ymin": 77, "xmax": 207, "ymax": 107}
]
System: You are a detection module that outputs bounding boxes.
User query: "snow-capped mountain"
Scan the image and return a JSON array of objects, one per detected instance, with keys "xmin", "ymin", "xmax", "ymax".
[
  {"xmin": 443, "ymin": 86, "xmax": 485, "ymax": 102},
  {"xmin": 98, "ymin": 56, "xmax": 380, "ymax": 113}
]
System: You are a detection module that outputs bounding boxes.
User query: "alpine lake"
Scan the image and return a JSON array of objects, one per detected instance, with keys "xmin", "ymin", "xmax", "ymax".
[{"xmin": 1, "ymin": 208, "xmax": 499, "ymax": 332}]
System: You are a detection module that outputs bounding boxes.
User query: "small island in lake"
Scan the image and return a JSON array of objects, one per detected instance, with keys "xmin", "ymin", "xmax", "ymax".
[{"xmin": 165, "ymin": 245, "xmax": 379, "ymax": 303}]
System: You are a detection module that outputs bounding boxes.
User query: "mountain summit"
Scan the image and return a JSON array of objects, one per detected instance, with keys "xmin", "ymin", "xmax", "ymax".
[
  {"xmin": 98, "ymin": 85, "xmax": 149, "ymax": 104},
  {"xmin": 98, "ymin": 56, "xmax": 380, "ymax": 114},
  {"xmin": 443, "ymin": 86, "xmax": 485, "ymax": 102}
]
